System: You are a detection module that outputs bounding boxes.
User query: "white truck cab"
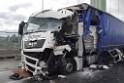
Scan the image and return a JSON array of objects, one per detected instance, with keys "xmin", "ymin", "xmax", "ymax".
[{"xmin": 18, "ymin": 9, "xmax": 96, "ymax": 77}]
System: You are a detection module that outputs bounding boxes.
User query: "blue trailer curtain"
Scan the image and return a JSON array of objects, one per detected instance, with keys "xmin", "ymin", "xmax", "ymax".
[
  {"xmin": 80, "ymin": 4, "xmax": 124, "ymax": 53},
  {"xmin": 101, "ymin": 13, "xmax": 124, "ymax": 51},
  {"xmin": 80, "ymin": 7, "xmax": 92, "ymax": 56},
  {"xmin": 83, "ymin": 7, "xmax": 92, "ymax": 36},
  {"xmin": 76, "ymin": 3, "xmax": 124, "ymax": 64}
]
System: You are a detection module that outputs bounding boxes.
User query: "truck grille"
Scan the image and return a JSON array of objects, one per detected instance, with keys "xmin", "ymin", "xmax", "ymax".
[
  {"xmin": 24, "ymin": 52, "xmax": 41, "ymax": 59},
  {"xmin": 24, "ymin": 39, "xmax": 45, "ymax": 49},
  {"xmin": 26, "ymin": 58, "xmax": 36, "ymax": 65},
  {"xmin": 24, "ymin": 52, "xmax": 41, "ymax": 73},
  {"xmin": 26, "ymin": 65, "xmax": 35, "ymax": 72}
]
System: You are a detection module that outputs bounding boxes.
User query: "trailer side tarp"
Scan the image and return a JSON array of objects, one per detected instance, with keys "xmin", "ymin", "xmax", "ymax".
[
  {"xmin": 82, "ymin": 4, "xmax": 124, "ymax": 51},
  {"xmin": 65, "ymin": 3, "xmax": 124, "ymax": 52},
  {"xmin": 101, "ymin": 13, "xmax": 124, "ymax": 51}
]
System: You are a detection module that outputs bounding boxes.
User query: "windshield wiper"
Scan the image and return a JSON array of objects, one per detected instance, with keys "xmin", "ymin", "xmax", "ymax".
[
  {"xmin": 24, "ymin": 32, "xmax": 33, "ymax": 34},
  {"xmin": 24, "ymin": 30, "xmax": 46, "ymax": 34},
  {"xmin": 34, "ymin": 30, "xmax": 46, "ymax": 33}
]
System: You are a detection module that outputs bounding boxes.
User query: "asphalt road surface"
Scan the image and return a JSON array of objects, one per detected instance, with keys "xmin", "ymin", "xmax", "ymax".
[{"xmin": 1, "ymin": 58, "xmax": 124, "ymax": 83}]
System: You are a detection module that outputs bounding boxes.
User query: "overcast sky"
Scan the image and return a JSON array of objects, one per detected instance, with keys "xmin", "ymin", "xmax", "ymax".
[
  {"xmin": 107, "ymin": 0, "xmax": 124, "ymax": 21},
  {"xmin": 0, "ymin": 0, "xmax": 90, "ymax": 32},
  {"xmin": 0, "ymin": 0, "xmax": 123, "ymax": 32}
]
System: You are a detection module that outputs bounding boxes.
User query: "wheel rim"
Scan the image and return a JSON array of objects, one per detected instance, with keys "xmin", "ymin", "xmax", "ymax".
[{"xmin": 66, "ymin": 62, "xmax": 73, "ymax": 73}]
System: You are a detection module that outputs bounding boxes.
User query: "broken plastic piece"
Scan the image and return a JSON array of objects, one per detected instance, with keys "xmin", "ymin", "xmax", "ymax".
[{"xmin": 9, "ymin": 73, "xmax": 23, "ymax": 80}]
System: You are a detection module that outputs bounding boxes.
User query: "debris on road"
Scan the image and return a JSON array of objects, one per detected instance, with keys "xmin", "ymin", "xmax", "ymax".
[
  {"xmin": 90, "ymin": 64, "xmax": 109, "ymax": 70},
  {"xmin": 58, "ymin": 75, "xmax": 66, "ymax": 78},
  {"xmin": 49, "ymin": 80, "xmax": 55, "ymax": 83},
  {"xmin": 9, "ymin": 68, "xmax": 32, "ymax": 80}
]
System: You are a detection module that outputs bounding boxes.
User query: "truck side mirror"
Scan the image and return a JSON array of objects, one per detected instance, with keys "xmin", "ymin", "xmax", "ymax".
[{"xmin": 18, "ymin": 21, "xmax": 25, "ymax": 35}]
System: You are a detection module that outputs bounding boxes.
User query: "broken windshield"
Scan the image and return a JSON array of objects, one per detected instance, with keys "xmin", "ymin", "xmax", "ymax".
[{"xmin": 24, "ymin": 17, "xmax": 62, "ymax": 33}]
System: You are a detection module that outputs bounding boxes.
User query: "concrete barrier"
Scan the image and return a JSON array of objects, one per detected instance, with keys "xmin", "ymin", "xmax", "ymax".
[{"xmin": 0, "ymin": 49, "xmax": 21, "ymax": 58}]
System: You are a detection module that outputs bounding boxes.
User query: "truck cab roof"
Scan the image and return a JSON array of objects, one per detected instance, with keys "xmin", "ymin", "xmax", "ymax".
[{"xmin": 30, "ymin": 9, "xmax": 74, "ymax": 19}]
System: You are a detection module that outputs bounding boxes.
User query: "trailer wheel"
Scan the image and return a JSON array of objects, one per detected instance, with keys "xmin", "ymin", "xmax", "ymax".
[{"xmin": 61, "ymin": 58, "xmax": 76, "ymax": 75}]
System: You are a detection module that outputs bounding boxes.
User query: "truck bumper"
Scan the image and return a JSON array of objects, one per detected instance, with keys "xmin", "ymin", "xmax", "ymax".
[{"xmin": 22, "ymin": 53, "xmax": 46, "ymax": 76}]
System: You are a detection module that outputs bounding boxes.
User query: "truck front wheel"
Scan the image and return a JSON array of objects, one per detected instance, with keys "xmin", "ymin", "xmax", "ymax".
[{"xmin": 61, "ymin": 58, "xmax": 76, "ymax": 75}]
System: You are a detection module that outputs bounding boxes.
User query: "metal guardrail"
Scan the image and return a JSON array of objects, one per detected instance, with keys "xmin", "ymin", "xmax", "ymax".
[{"xmin": 0, "ymin": 31, "xmax": 21, "ymax": 58}]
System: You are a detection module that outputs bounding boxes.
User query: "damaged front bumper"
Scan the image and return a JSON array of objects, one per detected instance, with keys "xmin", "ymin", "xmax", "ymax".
[{"xmin": 22, "ymin": 53, "xmax": 47, "ymax": 76}]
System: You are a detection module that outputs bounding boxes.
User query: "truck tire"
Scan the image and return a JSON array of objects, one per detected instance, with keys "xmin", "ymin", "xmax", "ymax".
[{"xmin": 61, "ymin": 58, "xmax": 76, "ymax": 75}]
